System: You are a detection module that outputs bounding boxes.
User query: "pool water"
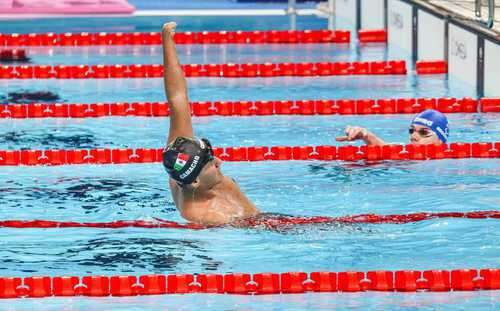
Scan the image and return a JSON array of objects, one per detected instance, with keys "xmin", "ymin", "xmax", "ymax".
[
  {"xmin": 0, "ymin": 114, "xmax": 498, "ymax": 150},
  {"xmin": 0, "ymin": 13, "xmax": 499, "ymax": 311},
  {"xmin": 0, "ymin": 15, "xmax": 327, "ymax": 34}
]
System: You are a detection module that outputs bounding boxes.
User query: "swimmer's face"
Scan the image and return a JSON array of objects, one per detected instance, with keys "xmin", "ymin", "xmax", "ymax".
[
  {"xmin": 409, "ymin": 125, "xmax": 442, "ymax": 145},
  {"xmin": 196, "ymin": 156, "xmax": 223, "ymax": 188}
]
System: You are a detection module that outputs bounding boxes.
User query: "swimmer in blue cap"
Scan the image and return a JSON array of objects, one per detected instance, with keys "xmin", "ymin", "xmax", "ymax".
[
  {"xmin": 336, "ymin": 109, "xmax": 449, "ymax": 145},
  {"xmin": 161, "ymin": 22, "xmax": 260, "ymax": 226}
]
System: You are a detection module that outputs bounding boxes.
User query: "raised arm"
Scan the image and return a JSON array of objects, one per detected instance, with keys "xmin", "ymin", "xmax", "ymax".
[
  {"xmin": 162, "ymin": 22, "xmax": 193, "ymax": 144},
  {"xmin": 336, "ymin": 125, "xmax": 386, "ymax": 146}
]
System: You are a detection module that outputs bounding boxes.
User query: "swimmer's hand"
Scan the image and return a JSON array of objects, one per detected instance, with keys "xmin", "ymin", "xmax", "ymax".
[
  {"xmin": 162, "ymin": 22, "xmax": 177, "ymax": 37},
  {"xmin": 336, "ymin": 125, "xmax": 370, "ymax": 142},
  {"xmin": 336, "ymin": 125, "xmax": 386, "ymax": 146}
]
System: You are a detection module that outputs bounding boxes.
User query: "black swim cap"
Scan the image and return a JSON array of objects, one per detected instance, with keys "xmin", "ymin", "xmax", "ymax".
[{"xmin": 162, "ymin": 137, "xmax": 214, "ymax": 185}]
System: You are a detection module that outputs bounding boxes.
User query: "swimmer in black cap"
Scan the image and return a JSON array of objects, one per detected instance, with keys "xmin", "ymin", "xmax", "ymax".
[
  {"xmin": 336, "ymin": 109, "xmax": 449, "ymax": 146},
  {"xmin": 161, "ymin": 22, "xmax": 260, "ymax": 226}
]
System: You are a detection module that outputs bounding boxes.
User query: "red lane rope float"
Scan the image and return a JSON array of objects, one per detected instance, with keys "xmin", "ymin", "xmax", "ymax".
[
  {"xmin": 2, "ymin": 97, "xmax": 498, "ymax": 119},
  {"xmin": 0, "ymin": 30, "xmax": 350, "ymax": 47},
  {"xmin": 0, "ymin": 60, "xmax": 407, "ymax": 79},
  {"xmin": 0, "ymin": 211, "xmax": 499, "ymax": 230},
  {"xmin": 358, "ymin": 29, "xmax": 387, "ymax": 43},
  {"xmin": 0, "ymin": 143, "xmax": 498, "ymax": 166},
  {"xmin": 416, "ymin": 60, "xmax": 448, "ymax": 75},
  {"xmin": 0, "ymin": 268, "xmax": 498, "ymax": 298}
]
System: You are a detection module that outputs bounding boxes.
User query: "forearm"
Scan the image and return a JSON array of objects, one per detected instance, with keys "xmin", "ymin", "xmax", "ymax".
[
  {"xmin": 161, "ymin": 23, "xmax": 193, "ymax": 143},
  {"xmin": 363, "ymin": 131, "xmax": 386, "ymax": 146},
  {"xmin": 162, "ymin": 31, "xmax": 188, "ymax": 104}
]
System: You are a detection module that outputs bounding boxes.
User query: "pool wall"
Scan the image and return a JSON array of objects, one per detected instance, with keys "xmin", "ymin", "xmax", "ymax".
[{"xmin": 334, "ymin": 0, "xmax": 500, "ymax": 97}]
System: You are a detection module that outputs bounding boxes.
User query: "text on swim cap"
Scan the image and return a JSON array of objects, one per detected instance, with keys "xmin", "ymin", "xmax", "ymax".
[
  {"xmin": 180, "ymin": 155, "xmax": 200, "ymax": 180},
  {"xmin": 435, "ymin": 126, "xmax": 448, "ymax": 140},
  {"xmin": 413, "ymin": 117, "xmax": 433, "ymax": 127}
]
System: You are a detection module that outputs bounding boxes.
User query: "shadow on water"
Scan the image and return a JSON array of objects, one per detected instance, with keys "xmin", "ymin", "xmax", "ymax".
[
  {"xmin": 307, "ymin": 160, "xmax": 414, "ymax": 183},
  {"xmin": 0, "ymin": 177, "xmax": 175, "ymax": 213},
  {"xmin": 1, "ymin": 130, "xmax": 102, "ymax": 149},
  {"xmin": 67, "ymin": 237, "xmax": 223, "ymax": 273},
  {"xmin": 0, "ymin": 237, "xmax": 223, "ymax": 274},
  {"xmin": 0, "ymin": 90, "xmax": 61, "ymax": 104}
]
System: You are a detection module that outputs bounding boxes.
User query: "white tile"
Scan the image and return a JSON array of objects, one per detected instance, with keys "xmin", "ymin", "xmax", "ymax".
[{"xmin": 448, "ymin": 24, "xmax": 478, "ymax": 89}]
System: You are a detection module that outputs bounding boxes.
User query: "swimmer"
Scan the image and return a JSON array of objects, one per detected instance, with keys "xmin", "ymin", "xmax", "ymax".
[
  {"xmin": 335, "ymin": 109, "xmax": 449, "ymax": 146},
  {"xmin": 161, "ymin": 22, "xmax": 260, "ymax": 226}
]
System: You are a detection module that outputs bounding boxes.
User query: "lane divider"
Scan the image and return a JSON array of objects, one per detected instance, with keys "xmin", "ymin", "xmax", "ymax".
[
  {"xmin": 416, "ymin": 60, "xmax": 448, "ymax": 75},
  {"xmin": 0, "ymin": 268, "xmax": 498, "ymax": 298},
  {"xmin": 0, "ymin": 30, "xmax": 350, "ymax": 47},
  {"xmin": 0, "ymin": 60, "xmax": 407, "ymax": 79},
  {"xmin": 0, "ymin": 143, "xmax": 498, "ymax": 166},
  {"xmin": 0, "ymin": 211, "xmax": 499, "ymax": 230},
  {"xmin": 358, "ymin": 29, "xmax": 387, "ymax": 43},
  {"xmin": 2, "ymin": 97, "xmax": 498, "ymax": 119},
  {"xmin": 0, "ymin": 29, "xmax": 393, "ymax": 47}
]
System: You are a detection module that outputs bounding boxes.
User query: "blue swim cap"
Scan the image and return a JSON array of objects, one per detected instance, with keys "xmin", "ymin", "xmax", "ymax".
[{"xmin": 411, "ymin": 109, "xmax": 449, "ymax": 143}]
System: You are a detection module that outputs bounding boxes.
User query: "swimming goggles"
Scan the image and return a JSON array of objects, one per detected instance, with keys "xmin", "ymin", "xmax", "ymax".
[{"xmin": 408, "ymin": 127, "xmax": 433, "ymax": 137}]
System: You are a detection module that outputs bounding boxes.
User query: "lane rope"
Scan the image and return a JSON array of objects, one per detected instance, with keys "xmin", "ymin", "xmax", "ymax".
[
  {"xmin": 416, "ymin": 60, "xmax": 448, "ymax": 75},
  {"xmin": 0, "ymin": 30, "xmax": 351, "ymax": 47},
  {"xmin": 2, "ymin": 97, "xmax": 498, "ymax": 119},
  {"xmin": 0, "ymin": 211, "xmax": 498, "ymax": 230},
  {"xmin": 0, "ymin": 268, "xmax": 498, "ymax": 298},
  {"xmin": 1, "ymin": 60, "xmax": 453, "ymax": 78},
  {"xmin": 0, "ymin": 60, "xmax": 407, "ymax": 79},
  {"xmin": 358, "ymin": 29, "xmax": 387, "ymax": 43},
  {"xmin": 0, "ymin": 29, "xmax": 394, "ymax": 47},
  {"xmin": 0, "ymin": 142, "xmax": 498, "ymax": 166}
]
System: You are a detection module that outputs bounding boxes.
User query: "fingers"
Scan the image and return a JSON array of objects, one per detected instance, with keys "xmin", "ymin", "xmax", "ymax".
[
  {"xmin": 339, "ymin": 126, "xmax": 367, "ymax": 141},
  {"xmin": 346, "ymin": 126, "xmax": 360, "ymax": 140},
  {"xmin": 162, "ymin": 22, "xmax": 177, "ymax": 35}
]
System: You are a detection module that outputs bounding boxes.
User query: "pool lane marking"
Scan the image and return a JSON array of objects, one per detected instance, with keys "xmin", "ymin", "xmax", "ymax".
[
  {"xmin": 0, "ymin": 210, "xmax": 498, "ymax": 229},
  {"xmin": 0, "ymin": 29, "xmax": 350, "ymax": 46},
  {"xmin": 1, "ymin": 268, "xmax": 498, "ymax": 298},
  {"xmin": 0, "ymin": 142, "xmax": 498, "ymax": 166},
  {"xmin": 2, "ymin": 97, "xmax": 496, "ymax": 119},
  {"xmin": 0, "ymin": 60, "xmax": 407, "ymax": 79}
]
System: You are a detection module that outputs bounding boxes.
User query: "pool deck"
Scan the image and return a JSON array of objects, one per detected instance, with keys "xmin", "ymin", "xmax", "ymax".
[{"xmin": 416, "ymin": 0, "xmax": 500, "ymax": 38}]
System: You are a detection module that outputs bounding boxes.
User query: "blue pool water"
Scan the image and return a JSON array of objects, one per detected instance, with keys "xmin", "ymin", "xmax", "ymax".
[
  {"xmin": 0, "ymin": 74, "xmax": 475, "ymax": 104},
  {"xmin": 0, "ymin": 114, "xmax": 498, "ymax": 150},
  {"xmin": 0, "ymin": 291, "xmax": 496, "ymax": 311},
  {"xmin": 0, "ymin": 15, "xmax": 327, "ymax": 34},
  {"xmin": 0, "ymin": 13, "xmax": 499, "ymax": 311},
  {"xmin": 18, "ymin": 44, "xmax": 368, "ymax": 65}
]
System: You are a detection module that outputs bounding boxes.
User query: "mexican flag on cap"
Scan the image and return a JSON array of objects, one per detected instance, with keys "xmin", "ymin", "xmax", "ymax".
[{"xmin": 174, "ymin": 153, "xmax": 189, "ymax": 171}]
